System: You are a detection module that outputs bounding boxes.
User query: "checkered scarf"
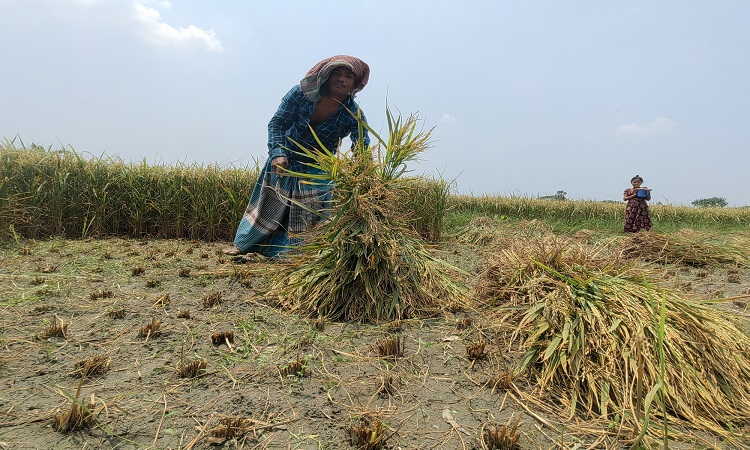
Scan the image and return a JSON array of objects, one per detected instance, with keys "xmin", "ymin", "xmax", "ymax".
[{"xmin": 300, "ymin": 55, "xmax": 370, "ymax": 103}]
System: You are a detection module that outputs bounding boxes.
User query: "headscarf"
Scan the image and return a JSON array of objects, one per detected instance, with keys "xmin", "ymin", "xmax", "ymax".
[{"xmin": 300, "ymin": 55, "xmax": 370, "ymax": 103}]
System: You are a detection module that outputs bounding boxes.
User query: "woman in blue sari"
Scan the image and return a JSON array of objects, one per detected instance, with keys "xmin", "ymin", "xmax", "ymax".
[{"xmin": 224, "ymin": 55, "xmax": 370, "ymax": 257}]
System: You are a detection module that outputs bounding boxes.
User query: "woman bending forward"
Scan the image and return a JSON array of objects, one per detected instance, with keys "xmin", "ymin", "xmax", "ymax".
[{"xmin": 224, "ymin": 56, "xmax": 370, "ymax": 257}]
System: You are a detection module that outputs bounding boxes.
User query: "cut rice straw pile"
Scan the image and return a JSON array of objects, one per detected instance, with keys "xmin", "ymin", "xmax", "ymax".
[
  {"xmin": 477, "ymin": 231, "xmax": 750, "ymax": 445},
  {"xmin": 454, "ymin": 216, "xmax": 508, "ymax": 246},
  {"xmin": 456, "ymin": 217, "xmax": 556, "ymax": 249},
  {"xmin": 265, "ymin": 108, "xmax": 467, "ymax": 323},
  {"xmin": 620, "ymin": 229, "xmax": 750, "ymax": 268}
]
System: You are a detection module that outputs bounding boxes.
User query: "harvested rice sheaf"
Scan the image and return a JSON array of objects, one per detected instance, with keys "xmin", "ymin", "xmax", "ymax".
[
  {"xmin": 455, "ymin": 217, "xmax": 553, "ymax": 250},
  {"xmin": 477, "ymin": 233, "xmax": 750, "ymax": 441},
  {"xmin": 455, "ymin": 216, "xmax": 507, "ymax": 246},
  {"xmin": 267, "ymin": 110, "xmax": 467, "ymax": 323},
  {"xmin": 621, "ymin": 229, "xmax": 750, "ymax": 267}
]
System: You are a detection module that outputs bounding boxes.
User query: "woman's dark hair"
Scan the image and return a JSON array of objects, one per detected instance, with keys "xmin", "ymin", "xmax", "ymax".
[{"xmin": 631, "ymin": 175, "xmax": 644, "ymax": 182}]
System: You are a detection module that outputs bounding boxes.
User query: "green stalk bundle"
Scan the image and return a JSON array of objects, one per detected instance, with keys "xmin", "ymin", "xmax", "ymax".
[
  {"xmin": 477, "ymin": 232, "xmax": 750, "ymax": 444},
  {"xmin": 266, "ymin": 109, "xmax": 467, "ymax": 323}
]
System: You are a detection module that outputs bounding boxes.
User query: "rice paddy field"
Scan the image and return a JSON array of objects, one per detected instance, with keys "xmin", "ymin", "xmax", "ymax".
[{"xmin": 1, "ymin": 138, "xmax": 750, "ymax": 449}]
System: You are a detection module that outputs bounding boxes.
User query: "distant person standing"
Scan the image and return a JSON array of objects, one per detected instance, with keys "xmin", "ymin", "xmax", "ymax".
[{"xmin": 623, "ymin": 175, "xmax": 652, "ymax": 232}]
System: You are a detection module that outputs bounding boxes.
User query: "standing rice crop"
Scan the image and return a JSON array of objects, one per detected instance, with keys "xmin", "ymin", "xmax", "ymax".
[
  {"xmin": 0, "ymin": 138, "xmax": 260, "ymax": 240},
  {"xmin": 396, "ymin": 176, "xmax": 454, "ymax": 243},
  {"xmin": 476, "ymin": 233, "xmax": 750, "ymax": 445},
  {"xmin": 265, "ymin": 109, "xmax": 467, "ymax": 323},
  {"xmin": 448, "ymin": 194, "xmax": 750, "ymax": 232}
]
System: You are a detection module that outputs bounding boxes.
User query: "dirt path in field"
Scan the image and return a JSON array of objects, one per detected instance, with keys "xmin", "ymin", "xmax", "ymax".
[{"xmin": 0, "ymin": 236, "xmax": 748, "ymax": 449}]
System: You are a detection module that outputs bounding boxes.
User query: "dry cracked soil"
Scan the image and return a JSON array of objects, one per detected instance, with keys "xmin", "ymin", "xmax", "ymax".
[{"xmin": 0, "ymin": 236, "xmax": 748, "ymax": 449}]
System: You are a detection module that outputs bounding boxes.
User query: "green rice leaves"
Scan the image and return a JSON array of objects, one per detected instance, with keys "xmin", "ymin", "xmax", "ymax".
[{"xmin": 266, "ymin": 108, "xmax": 467, "ymax": 323}]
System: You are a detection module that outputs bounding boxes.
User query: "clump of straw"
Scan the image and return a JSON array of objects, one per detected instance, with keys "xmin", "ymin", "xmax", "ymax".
[
  {"xmin": 455, "ymin": 218, "xmax": 557, "ymax": 250},
  {"xmin": 455, "ymin": 216, "xmax": 507, "ymax": 246},
  {"xmin": 477, "ymin": 233, "xmax": 750, "ymax": 441},
  {"xmin": 621, "ymin": 229, "xmax": 750, "ymax": 267},
  {"xmin": 266, "ymin": 109, "xmax": 466, "ymax": 323}
]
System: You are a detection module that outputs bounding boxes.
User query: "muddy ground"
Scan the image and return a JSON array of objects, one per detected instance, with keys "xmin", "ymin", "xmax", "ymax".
[{"xmin": 0, "ymin": 236, "xmax": 748, "ymax": 450}]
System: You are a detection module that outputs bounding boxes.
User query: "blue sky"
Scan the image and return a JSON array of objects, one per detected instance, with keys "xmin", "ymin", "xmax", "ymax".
[{"xmin": 2, "ymin": 0, "xmax": 748, "ymax": 206}]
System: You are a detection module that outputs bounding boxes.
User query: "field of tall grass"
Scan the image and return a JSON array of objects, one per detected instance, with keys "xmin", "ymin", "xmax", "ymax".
[
  {"xmin": 2, "ymin": 134, "xmax": 749, "ymax": 449},
  {"xmin": 1, "ymin": 139, "xmax": 748, "ymax": 243},
  {"xmin": 449, "ymin": 195, "xmax": 750, "ymax": 233}
]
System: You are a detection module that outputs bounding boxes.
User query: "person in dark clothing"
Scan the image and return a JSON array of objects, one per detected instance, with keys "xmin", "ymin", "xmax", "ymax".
[
  {"xmin": 623, "ymin": 174, "xmax": 652, "ymax": 232},
  {"xmin": 224, "ymin": 55, "xmax": 370, "ymax": 257}
]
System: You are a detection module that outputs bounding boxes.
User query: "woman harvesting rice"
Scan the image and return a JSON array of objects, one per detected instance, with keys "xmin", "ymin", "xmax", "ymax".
[
  {"xmin": 623, "ymin": 174, "xmax": 652, "ymax": 232},
  {"xmin": 224, "ymin": 55, "xmax": 370, "ymax": 257}
]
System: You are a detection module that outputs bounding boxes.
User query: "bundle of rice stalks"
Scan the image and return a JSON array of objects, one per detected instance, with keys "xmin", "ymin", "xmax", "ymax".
[
  {"xmin": 107, "ymin": 308, "xmax": 126, "ymax": 319},
  {"xmin": 621, "ymin": 229, "xmax": 750, "ymax": 267},
  {"xmin": 488, "ymin": 366, "xmax": 515, "ymax": 392},
  {"xmin": 211, "ymin": 331, "xmax": 234, "ymax": 347},
  {"xmin": 376, "ymin": 371, "xmax": 400, "ymax": 397},
  {"xmin": 202, "ymin": 290, "xmax": 222, "ymax": 308},
  {"xmin": 204, "ymin": 413, "xmax": 287, "ymax": 445},
  {"xmin": 477, "ymin": 234, "xmax": 750, "ymax": 441},
  {"xmin": 266, "ymin": 109, "xmax": 467, "ymax": 323},
  {"xmin": 455, "ymin": 216, "xmax": 507, "ymax": 246},
  {"xmin": 278, "ymin": 354, "xmax": 309, "ymax": 378},
  {"xmin": 455, "ymin": 218, "xmax": 555, "ymax": 249}
]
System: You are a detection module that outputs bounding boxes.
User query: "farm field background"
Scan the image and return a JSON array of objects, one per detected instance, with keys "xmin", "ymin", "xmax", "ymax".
[
  {"xmin": 1, "ymin": 230, "xmax": 748, "ymax": 449},
  {"xmin": 1, "ymin": 142, "xmax": 749, "ymax": 449}
]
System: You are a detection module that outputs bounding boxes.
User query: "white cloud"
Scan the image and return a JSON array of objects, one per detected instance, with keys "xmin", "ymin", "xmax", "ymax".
[
  {"xmin": 141, "ymin": 0, "xmax": 171, "ymax": 8},
  {"xmin": 616, "ymin": 117, "xmax": 675, "ymax": 135},
  {"xmin": 441, "ymin": 114, "xmax": 457, "ymax": 123},
  {"xmin": 132, "ymin": 2, "xmax": 223, "ymax": 52},
  {"xmin": 2, "ymin": 0, "xmax": 222, "ymax": 53}
]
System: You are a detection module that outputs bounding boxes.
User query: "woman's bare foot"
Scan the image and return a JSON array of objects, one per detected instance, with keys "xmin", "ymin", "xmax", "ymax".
[{"xmin": 222, "ymin": 245, "xmax": 242, "ymax": 256}]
